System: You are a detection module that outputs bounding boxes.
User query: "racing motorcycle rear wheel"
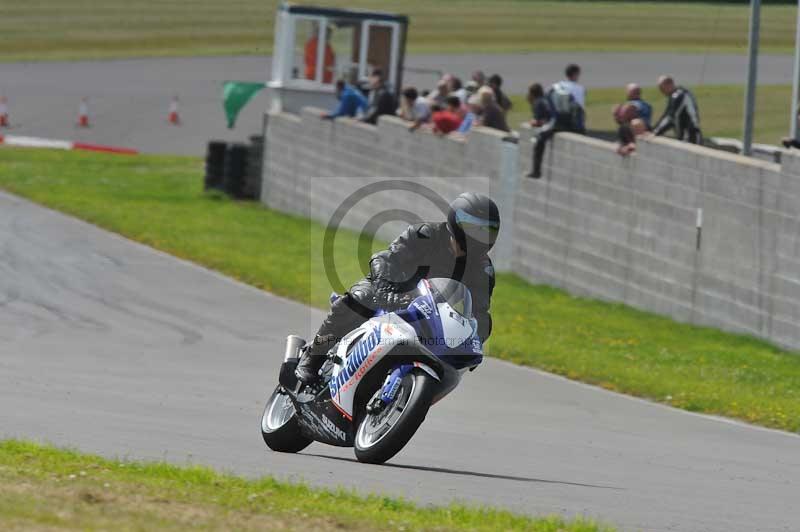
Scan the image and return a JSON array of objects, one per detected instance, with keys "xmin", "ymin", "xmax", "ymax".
[
  {"xmin": 261, "ymin": 386, "xmax": 313, "ymax": 453},
  {"xmin": 354, "ymin": 368, "xmax": 436, "ymax": 464}
]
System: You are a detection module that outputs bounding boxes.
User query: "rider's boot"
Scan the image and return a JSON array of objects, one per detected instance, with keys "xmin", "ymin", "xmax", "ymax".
[
  {"xmin": 295, "ymin": 279, "xmax": 376, "ymax": 385},
  {"xmin": 294, "ymin": 334, "xmax": 335, "ymax": 384}
]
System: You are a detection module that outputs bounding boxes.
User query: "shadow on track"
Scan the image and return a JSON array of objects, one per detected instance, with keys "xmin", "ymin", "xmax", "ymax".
[{"xmin": 302, "ymin": 453, "xmax": 622, "ymax": 490}]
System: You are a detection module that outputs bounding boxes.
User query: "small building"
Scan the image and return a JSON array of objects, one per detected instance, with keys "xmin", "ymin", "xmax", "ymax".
[{"xmin": 268, "ymin": 3, "xmax": 409, "ymax": 114}]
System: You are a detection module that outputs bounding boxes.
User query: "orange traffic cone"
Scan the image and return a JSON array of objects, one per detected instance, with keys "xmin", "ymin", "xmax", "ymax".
[
  {"xmin": 168, "ymin": 95, "xmax": 180, "ymax": 125},
  {"xmin": 77, "ymin": 98, "xmax": 90, "ymax": 128},
  {"xmin": 0, "ymin": 96, "xmax": 9, "ymax": 128}
]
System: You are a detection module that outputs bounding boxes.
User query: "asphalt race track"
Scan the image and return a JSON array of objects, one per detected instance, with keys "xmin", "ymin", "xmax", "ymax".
[
  {"xmin": 1, "ymin": 52, "xmax": 795, "ymax": 155},
  {"xmin": 1, "ymin": 191, "xmax": 798, "ymax": 531}
]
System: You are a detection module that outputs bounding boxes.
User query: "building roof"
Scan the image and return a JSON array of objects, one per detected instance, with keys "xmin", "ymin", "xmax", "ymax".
[{"xmin": 282, "ymin": 3, "xmax": 408, "ymax": 24}]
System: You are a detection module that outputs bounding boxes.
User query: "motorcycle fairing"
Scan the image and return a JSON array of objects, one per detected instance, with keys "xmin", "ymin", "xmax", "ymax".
[
  {"xmin": 288, "ymin": 278, "xmax": 484, "ymax": 443},
  {"xmin": 329, "ymin": 316, "xmax": 421, "ymax": 418},
  {"xmin": 295, "ymin": 399, "xmax": 353, "ymax": 446}
]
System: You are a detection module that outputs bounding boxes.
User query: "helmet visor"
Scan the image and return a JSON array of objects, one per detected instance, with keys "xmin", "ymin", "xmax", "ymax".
[{"xmin": 455, "ymin": 208, "xmax": 499, "ymax": 246}]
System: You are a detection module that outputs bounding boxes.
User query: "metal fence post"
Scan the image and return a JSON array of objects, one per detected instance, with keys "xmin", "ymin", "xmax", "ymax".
[{"xmin": 742, "ymin": 0, "xmax": 761, "ymax": 156}]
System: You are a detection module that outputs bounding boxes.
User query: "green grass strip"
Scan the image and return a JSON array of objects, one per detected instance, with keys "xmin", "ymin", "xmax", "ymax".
[
  {"xmin": 0, "ymin": 440, "xmax": 611, "ymax": 531},
  {"xmin": 0, "ymin": 0, "xmax": 798, "ymax": 61},
  {"xmin": 0, "ymin": 147, "xmax": 798, "ymax": 433}
]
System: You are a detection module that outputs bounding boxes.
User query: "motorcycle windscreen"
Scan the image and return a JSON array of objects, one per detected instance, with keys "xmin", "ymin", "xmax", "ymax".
[
  {"xmin": 436, "ymin": 301, "xmax": 476, "ymax": 349},
  {"xmin": 425, "ymin": 278, "xmax": 473, "ymax": 319}
]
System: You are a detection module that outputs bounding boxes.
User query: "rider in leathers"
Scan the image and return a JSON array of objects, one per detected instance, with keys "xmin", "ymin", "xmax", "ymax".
[{"xmin": 295, "ymin": 193, "xmax": 500, "ymax": 384}]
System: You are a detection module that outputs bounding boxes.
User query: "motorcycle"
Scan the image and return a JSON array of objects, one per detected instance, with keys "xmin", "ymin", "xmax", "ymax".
[{"xmin": 260, "ymin": 277, "xmax": 484, "ymax": 464}]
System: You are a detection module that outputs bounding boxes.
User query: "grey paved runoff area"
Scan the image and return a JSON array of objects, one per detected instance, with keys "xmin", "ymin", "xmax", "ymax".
[
  {"xmin": 0, "ymin": 52, "xmax": 795, "ymax": 155},
  {"xmin": 1, "ymin": 191, "xmax": 799, "ymax": 532}
]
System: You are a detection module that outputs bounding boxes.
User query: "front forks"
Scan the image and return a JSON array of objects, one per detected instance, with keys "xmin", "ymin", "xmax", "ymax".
[{"xmin": 366, "ymin": 364, "xmax": 415, "ymax": 415}]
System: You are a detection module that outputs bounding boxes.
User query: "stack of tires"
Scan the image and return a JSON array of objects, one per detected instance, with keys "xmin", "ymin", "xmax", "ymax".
[
  {"xmin": 223, "ymin": 143, "xmax": 249, "ymax": 199},
  {"xmin": 203, "ymin": 139, "xmax": 262, "ymax": 200},
  {"xmin": 245, "ymin": 135, "xmax": 264, "ymax": 200},
  {"xmin": 204, "ymin": 141, "xmax": 227, "ymax": 191}
]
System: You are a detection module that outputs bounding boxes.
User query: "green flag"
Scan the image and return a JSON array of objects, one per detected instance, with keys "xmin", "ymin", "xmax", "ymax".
[{"xmin": 222, "ymin": 81, "xmax": 266, "ymax": 129}]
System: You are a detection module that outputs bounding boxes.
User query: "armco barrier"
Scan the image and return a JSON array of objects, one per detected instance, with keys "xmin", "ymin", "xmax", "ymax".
[{"xmin": 261, "ymin": 108, "xmax": 800, "ymax": 352}]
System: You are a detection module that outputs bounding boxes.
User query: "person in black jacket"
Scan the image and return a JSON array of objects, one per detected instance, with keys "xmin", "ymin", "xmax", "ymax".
[
  {"xmin": 488, "ymin": 74, "xmax": 512, "ymax": 115},
  {"xmin": 295, "ymin": 193, "xmax": 500, "ymax": 384},
  {"xmin": 361, "ymin": 69, "xmax": 396, "ymax": 125},
  {"xmin": 653, "ymin": 75, "xmax": 702, "ymax": 144}
]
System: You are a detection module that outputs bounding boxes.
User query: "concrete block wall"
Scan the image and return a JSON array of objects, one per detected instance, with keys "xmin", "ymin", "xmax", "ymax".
[
  {"xmin": 515, "ymin": 127, "xmax": 800, "ymax": 350},
  {"xmin": 262, "ymin": 107, "xmax": 515, "ymax": 268},
  {"xmin": 262, "ymin": 109, "xmax": 800, "ymax": 351}
]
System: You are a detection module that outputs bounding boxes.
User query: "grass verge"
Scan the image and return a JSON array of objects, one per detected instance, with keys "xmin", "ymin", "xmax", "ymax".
[
  {"xmin": 0, "ymin": 1, "xmax": 798, "ymax": 61},
  {"xmin": 0, "ymin": 147, "xmax": 798, "ymax": 433},
  {"xmin": 0, "ymin": 440, "xmax": 610, "ymax": 531},
  {"xmin": 509, "ymin": 84, "xmax": 793, "ymax": 146}
]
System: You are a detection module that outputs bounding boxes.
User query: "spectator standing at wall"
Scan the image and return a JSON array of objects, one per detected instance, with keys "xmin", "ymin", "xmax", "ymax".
[
  {"xmin": 427, "ymin": 79, "xmax": 451, "ymax": 108},
  {"xmin": 456, "ymin": 94, "xmax": 482, "ymax": 134},
  {"xmin": 488, "ymin": 74, "xmax": 512, "ymax": 115},
  {"xmin": 477, "ymin": 86, "xmax": 510, "ymax": 132},
  {"xmin": 361, "ymin": 69, "xmax": 395, "ymax": 125},
  {"xmin": 617, "ymin": 118, "xmax": 650, "ymax": 156},
  {"xmin": 551, "ymin": 63, "xmax": 586, "ymax": 130},
  {"xmin": 653, "ymin": 75, "xmax": 702, "ymax": 144},
  {"xmin": 432, "ymin": 96, "xmax": 464, "ymax": 135},
  {"xmin": 464, "ymin": 81, "xmax": 480, "ymax": 99},
  {"xmin": 450, "ymin": 77, "xmax": 467, "ymax": 104},
  {"xmin": 472, "ymin": 70, "xmax": 487, "ymax": 87},
  {"xmin": 398, "ymin": 87, "xmax": 431, "ymax": 131},
  {"xmin": 322, "ymin": 80, "xmax": 367, "ymax": 119},
  {"xmin": 614, "ymin": 103, "xmax": 638, "ymax": 156},
  {"xmin": 625, "ymin": 83, "xmax": 653, "ymax": 130}
]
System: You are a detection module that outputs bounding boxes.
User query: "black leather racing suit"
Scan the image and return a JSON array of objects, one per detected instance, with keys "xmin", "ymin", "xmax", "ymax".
[
  {"xmin": 653, "ymin": 86, "xmax": 702, "ymax": 144},
  {"xmin": 307, "ymin": 222, "xmax": 495, "ymax": 358}
]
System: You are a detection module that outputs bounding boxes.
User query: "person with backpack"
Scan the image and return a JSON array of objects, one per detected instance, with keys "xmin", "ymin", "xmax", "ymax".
[
  {"xmin": 551, "ymin": 64, "xmax": 586, "ymax": 132},
  {"xmin": 526, "ymin": 69, "xmax": 585, "ymax": 179}
]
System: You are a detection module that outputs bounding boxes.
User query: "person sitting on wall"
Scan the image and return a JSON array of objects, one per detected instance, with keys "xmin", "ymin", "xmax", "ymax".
[
  {"xmin": 526, "ymin": 83, "xmax": 552, "ymax": 128},
  {"xmin": 432, "ymin": 96, "xmax": 465, "ymax": 135},
  {"xmin": 397, "ymin": 87, "xmax": 431, "ymax": 131},
  {"xmin": 304, "ymin": 24, "xmax": 336, "ymax": 84},
  {"xmin": 653, "ymin": 75, "xmax": 702, "ymax": 144},
  {"xmin": 361, "ymin": 69, "xmax": 395, "ymax": 125},
  {"xmin": 625, "ymin": 83, "xmax": 653, "ymax": 130},
  {"xmin": 525, "ymin": 76, "xmax": 584, "ymax": 179},
  {"xmin": 321, "ymin": 80, "xmax": 367, "ymax": 120}
]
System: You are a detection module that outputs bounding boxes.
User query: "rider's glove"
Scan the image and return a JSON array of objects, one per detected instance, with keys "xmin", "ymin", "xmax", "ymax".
[
  {"xmin": 374, "ymin": 277, "xmax": 404, "ymax": 295},
  {"xmin": 373, "ymin": 290, "xmax": 412, "ymax": 310}
]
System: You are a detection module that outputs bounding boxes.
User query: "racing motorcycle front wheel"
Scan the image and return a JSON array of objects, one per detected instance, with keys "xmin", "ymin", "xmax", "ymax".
[
  {"xmin": 261, "ymin": 386, "xmax": 313, "ymax": 453},
  {"xmin": 354, "ymin": 368, "xmax": 437, "ymax": 464}
]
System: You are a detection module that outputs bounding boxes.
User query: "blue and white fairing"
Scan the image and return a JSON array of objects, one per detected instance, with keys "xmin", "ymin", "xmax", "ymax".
[{"xmin": 329, "ymin": 278, "xmax": 483, "ymax": 418}]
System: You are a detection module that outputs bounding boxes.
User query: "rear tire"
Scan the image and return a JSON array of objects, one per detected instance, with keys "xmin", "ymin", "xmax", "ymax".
[
  {"xmin": 261, "ymin": 387, "xmax": 313, "ymax": 453},
  {"xmin": 354, "ymin": 368, "xmax": 436, "ymax": 464}
]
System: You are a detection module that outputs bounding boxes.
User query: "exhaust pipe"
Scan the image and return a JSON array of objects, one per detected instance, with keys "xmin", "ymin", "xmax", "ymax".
[{"xmin": 283, "ymin": 335, "xmax": 306, "ymax": 362}]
